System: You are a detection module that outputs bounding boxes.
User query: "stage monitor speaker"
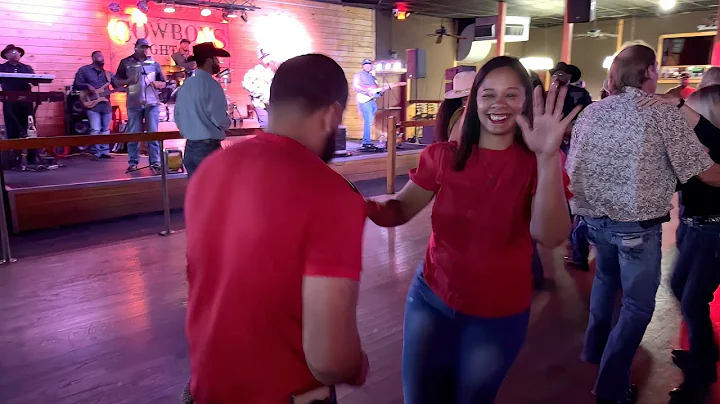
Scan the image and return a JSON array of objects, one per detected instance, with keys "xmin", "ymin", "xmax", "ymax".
[
  {"xmin": 567, "ymin": 0, "xmax": 596, "ymax": 23},
  {"xmin": 406, "ymin": 48, "xmax": 427, "ymax": 79}
]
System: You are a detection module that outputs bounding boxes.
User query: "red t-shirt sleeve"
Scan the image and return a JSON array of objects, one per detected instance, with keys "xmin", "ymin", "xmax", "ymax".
[
  {"xmin": 409, "ymin": 143, "xmax": 449, "ymax": 193},
  {"xmin": 531, "ymin": 152, "xmax": 573, "ymax": 200},
  {"xmin": 304, "ymin": 179, "xmax": 366, "ymax": 281}
]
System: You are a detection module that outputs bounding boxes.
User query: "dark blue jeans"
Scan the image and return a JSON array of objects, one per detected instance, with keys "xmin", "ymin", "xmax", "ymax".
[
  {"xmin": 671, "ymin": 220, "xmax": 720, "ymax": 388},
  {"xmin": 183, "ymin": 139, "xmax": 222, "ymax": 179},
  {"xmin": 402, "ymin": 267, "xmax": 530, "ymax": 404},
  {"xmin": 570, "ymin": 216, "xmax": 590, "ymax": 265},
  {"xmin": 581, "ymin": 217, "xmax": 662, "ymax": 401},
  {"xmin": 357, "ymin": 100, "xmax": 377, "ymax": 145}
]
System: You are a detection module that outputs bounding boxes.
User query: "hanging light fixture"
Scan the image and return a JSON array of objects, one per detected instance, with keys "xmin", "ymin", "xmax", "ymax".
[
  {"xmin": 226, "ymin": 9, "xmax": 239, "ymax": 18},
  {"xmin": 241, "ymin": 10, "xmax": 248, "ymax": 22},
  {"xmin": 137, "ymin": 0, "xmax": 149, "ymax": 14},
  {"xmin": 164, "ymin": 1, "xmax": 176, "ymax": 13},
  {"xmin": 201, "ymin": 8, "xmax": 212, "ymax": 17}
]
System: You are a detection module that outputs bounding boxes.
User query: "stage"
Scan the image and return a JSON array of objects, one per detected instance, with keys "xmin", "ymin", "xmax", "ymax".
[{"xmin": 3, "ymin": 140, "xmax": 423, "ymax": 232}]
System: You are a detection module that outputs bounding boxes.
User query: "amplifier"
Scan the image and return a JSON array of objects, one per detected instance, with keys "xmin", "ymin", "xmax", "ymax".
[{"xmin": 335, "ymin": 126, "xmax": 347, "ymax": 152}]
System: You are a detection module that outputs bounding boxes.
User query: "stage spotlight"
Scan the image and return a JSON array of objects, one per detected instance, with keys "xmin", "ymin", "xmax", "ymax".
[
  {"xmin": 108, "ymin": 2, "xmax": 120, "ymax": 12},
  {"xmin": 241, "ymin": 11, "xmax": 248, "ymax": 22},
  {"xmin": 201, "ymin": 8, "xmax": 212, "ymax": 17},
  {"xmin": 164, "ymin": 2, "xmax": 176, "ymax": 13},
  {"xmin": 137, "ymin": 0, "xmax": 149, "ymax": 13},
  {"xmin": 226, "ymin": 9, "xmax": 238, "ymax": 18}
]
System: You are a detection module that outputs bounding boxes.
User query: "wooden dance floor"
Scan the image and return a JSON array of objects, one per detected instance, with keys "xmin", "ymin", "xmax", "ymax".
[{"xmin": 0, "ymin": 197, "xmax": 712, "ymax": 404}]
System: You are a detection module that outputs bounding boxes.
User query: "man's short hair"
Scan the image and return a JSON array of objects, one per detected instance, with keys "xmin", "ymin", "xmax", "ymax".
[
  {"xmin": 268, "ymin": 54, "xmax": 348, "ymax": 113},
  {"xmin": 180, "ymin": 39, "xmax": 191, "ymax": 45},
  {"xmin": 91, "ymin": 50, "xmax": 102, "ymax": 58},
  {"xmin": 608, "ymin": 42, "xmax": 656, "ymax": 95}
]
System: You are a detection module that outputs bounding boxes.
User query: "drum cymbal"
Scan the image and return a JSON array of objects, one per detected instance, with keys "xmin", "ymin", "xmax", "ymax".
[{"xmin": 163, "ymin": 65, "xmax": 184, "ymax": 73}]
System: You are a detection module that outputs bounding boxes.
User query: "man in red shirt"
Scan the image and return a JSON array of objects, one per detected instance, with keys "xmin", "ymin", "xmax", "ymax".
[
  {"xmin": 184, "ymin": 54, "xmax": 368, "ymax": 404},
  {"xmin": 666, "ymin": 72, "xmax": 697, "ymax": 100}
]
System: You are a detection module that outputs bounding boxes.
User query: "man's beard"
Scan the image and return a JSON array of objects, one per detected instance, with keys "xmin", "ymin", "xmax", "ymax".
[
  {"xmin": 94, "ymin": 61, "xmax": 105, "ymax": 68},
  {"xmin": 211, "ymin": 63, "xmax": 221, "ymax": 75},
  {"xmin": 320, "ymin": 131, "xmax": 336, "ymax": 163}
]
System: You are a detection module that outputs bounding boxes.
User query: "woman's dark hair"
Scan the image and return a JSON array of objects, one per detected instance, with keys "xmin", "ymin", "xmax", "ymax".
[
  {"xmin": 453, "ymin": 56, "xmax": 533, "ymax": 171},
  {"xmin": 434, "ymin": 97, "xmax": 463, "ymax": 142}
]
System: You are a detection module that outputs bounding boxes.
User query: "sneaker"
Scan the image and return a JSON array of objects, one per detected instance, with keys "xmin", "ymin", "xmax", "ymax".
[
  {"xmin": 150, "ymin": 164, "xmax": 162, "ymax": 175},
  {"xmin": 126, "ymin": 164, "xmax": 138, "ymax": 173},
  {"xmin": 99, "ymin": 154, "xmax": 113, "ymax": 159}
]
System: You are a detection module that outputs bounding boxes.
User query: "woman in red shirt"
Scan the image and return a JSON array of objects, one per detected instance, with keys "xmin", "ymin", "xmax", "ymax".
[{"xmin": 367, "ymin": 56, "xmax": 578, "ymax": 403}]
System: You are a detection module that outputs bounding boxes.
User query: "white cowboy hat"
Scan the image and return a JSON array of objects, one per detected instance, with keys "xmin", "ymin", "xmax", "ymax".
[{"xmin": 444, "ymin": 71, "xmax": 475, "ymax": 99}]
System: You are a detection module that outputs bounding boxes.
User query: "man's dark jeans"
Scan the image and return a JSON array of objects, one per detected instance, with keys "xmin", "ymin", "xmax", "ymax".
[
  {"xmin": 671, "ymin": 219, "xmax": 720, "ymax": 389},
  {"xmin": 183, "ymin": 139, "xmax": 222, "ymax": 179}
]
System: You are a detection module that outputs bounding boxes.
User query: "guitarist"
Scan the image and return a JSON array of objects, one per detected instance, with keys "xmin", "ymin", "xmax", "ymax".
[
  {"xmin": 353, "ymin": 59, "xmax": 381, "ymax": 150},
  {"xmin": 73, "ymin": 51, "xmax": 114, "ymax": 159}
]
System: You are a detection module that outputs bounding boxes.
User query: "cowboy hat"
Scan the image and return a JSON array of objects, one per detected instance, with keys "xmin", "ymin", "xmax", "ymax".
[
  {"xmin": 187, "ymin": 42, "xmax": 231, "ymax": 63},
  {"xmin": 444, "ymin": 71, "xmax": 475, "ymax": 99},
  {"xmin": 1, "ymin": 44, "xmax": 25, "ymax": 59}
]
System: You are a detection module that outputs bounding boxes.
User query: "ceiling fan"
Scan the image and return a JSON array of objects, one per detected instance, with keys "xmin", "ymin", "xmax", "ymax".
[
  {"xmin": 574, "ymin": 21, "xmax": 619, "ymax": 40},
  {"xmin": 575, "ymin": 28, "xmax": 619, "ymax": 39},
  {"xmin": 427, "ymin": 25, "xmax": 465, "ymax": 44}
]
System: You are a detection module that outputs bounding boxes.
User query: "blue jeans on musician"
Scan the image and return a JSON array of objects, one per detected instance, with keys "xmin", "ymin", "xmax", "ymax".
[
  {"xmin": 581, "ymin": 217, "xmax": 662, "ymax": 401},
  {"xmin": 671, "ymin": 219, "xmax": 720, "ymax": 389},
  {"xmin": 570, "ymin": 216, "xmax": 590, "ymax": 266},
  {"xmin": 358, "ymin": 100, "xmax": 377, "ymax": 146},
  {"xmin": 126, "ymin": 105, "xmax": 160, "ymax": 166},
  {"xmin": 402, "ymin": 266, "xmax": 529, "ymax": 403},
  {"xmin": 86, "ymin": 110, "xmax": 111, "ymax": 157}
]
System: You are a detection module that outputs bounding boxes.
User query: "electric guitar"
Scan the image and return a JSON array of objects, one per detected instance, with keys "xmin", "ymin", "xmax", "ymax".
[{"xmin": 357, "ymin": 82, "xmax": 407, "ymax": 104}]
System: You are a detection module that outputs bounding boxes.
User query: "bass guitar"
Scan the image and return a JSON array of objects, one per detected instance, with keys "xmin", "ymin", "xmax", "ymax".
[
  {"xmin": 79, "ymin": 72, "xmax": 115, "ymax": 109},
  {"xmin": 357, "ymin": 81, "xmax": 407, "ymax": 104}
]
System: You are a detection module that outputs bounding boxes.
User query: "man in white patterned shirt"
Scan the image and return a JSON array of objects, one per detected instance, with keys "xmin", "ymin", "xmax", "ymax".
[{"xmin": 567, "ymin": 43, "xmax": 720, "ymax": 404}]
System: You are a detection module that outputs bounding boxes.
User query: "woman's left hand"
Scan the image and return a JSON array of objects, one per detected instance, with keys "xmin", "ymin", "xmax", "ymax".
[{"xmin": 517, "ymin": 81, "xmax": 582, "ymax": 159}]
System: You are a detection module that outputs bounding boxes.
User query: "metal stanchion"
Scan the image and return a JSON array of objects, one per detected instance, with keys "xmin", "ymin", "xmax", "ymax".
[
  {"xmin": 386, "ymin": 115, "xmax": 397, "ymax": 194},
  {"xmin": 0, "ymin": 171, "xmax": 16, "ymax": 263},
  {"xmin": 159, "ymin": 141, "xmax": 174, "ymax": 236}
]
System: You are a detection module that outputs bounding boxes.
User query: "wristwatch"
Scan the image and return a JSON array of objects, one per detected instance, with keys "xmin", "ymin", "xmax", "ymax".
[{"xmin": 677, "ymin": 98, "xmax": 685, "ymax": 109}]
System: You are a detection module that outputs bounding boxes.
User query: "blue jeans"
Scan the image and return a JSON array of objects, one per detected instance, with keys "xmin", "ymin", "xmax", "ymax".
[
  {"xmin": 570, "ymin": 216, "xmax": 590, "ymax": 265},
  {"xmin": 86, "ymin": 110, "xmax": 111, "ymax": 157},
  {"xmin": 532, "ymin": 241, "xmax": 543, "ymax": 286},
  {"xmin": 581, "ymin": 217, "xmax": 662, "ymax": 401},
  {"xmin": 183, "ymin": 139, "xmax": 222, "ymax": 179},
  {"xmin": 402, "ymin": 267, "xmax": 530, "ymax": 404},
  {"xmin": 358, "ymin": 100, "xmax": 377, "ymax": 145},
  {"xmin": 126, "ymin": 105, "xmax": 160, "ymax": 166},
  {"xmin": 671, "ymin": 219, "xmax": 720, "ymax": 388}
]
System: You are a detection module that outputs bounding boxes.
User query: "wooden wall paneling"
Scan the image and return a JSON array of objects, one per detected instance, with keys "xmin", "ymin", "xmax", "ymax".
[{"xmin": 0, "ymin": 0, "xmax": 375, "ymax": 139}]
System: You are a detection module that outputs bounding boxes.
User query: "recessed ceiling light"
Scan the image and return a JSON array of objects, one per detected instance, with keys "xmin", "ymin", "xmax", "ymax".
[{"xmin": 660, "ymin": 0, "xmax": 676, "ymax": 11}]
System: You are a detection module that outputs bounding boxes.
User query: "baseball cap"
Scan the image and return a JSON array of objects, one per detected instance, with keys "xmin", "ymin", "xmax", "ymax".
[
  {"xmin": 135, "ymin": 38, "xmax": 152, "ymax": 47},
  {"xmin": 362, "ymin": 58, "xmax": 373, "ymax": 65}
]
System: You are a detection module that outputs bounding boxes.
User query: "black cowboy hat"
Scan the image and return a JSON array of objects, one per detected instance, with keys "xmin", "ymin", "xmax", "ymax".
[
  {"xmin": 187, "ymin": 42, "xmax": 231, "ymax": 63},
  {"xmin": 1, "ymin": 44, "xmax": 25, "ymax": 59}
]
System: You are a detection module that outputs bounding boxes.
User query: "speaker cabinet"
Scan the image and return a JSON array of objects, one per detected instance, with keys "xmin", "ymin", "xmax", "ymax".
[
  {"xmin": 567, "ymin": 0, "xmax": 596, "ymax": 23},
  {"xmin": 406, "ymin": 48, "xmax": 427, "ymax": 79},
  {"xmin": 335, "ymin": 126, "xmax": 347, "ymax": 151},
  {"xmin": 65, "ymin": 93, "xmax": 90, "ymax": 136}
]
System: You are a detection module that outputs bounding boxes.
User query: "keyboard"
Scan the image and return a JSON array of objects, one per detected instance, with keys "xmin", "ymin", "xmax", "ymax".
[
  {"xmin": 0, "ymin": 72, "xmax": 55, "ymax": 83},
  {"xmin": 0, "ymin": 91, "xmax": 64, "ymax": 103}
]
